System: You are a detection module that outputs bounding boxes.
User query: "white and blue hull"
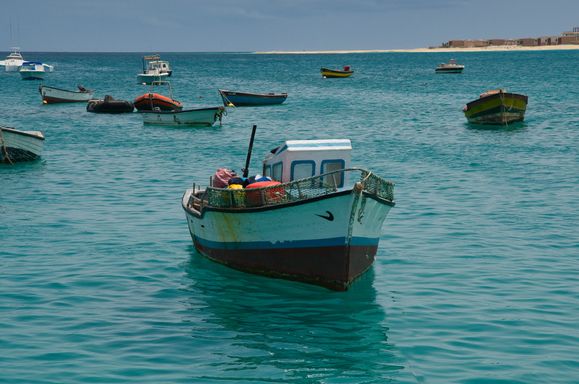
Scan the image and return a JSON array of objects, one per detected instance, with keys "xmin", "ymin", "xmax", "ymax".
[
  {"xmin": 141, "ymin": 107, "xmax": 224, "ymax": 126},
  {"xmin": 182, "ymin": 187, "xmax": 393, "ymax": 290}
]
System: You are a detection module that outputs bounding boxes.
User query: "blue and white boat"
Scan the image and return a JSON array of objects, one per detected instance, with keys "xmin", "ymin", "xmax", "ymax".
[
  {"xmin": 19, "ymin": 61, "xmax": 54, "ymax": 80},
  {"xmin": 182, "ymin": 136, "xmax": 395, "ymax": 290},
  {"xmin": 218, "ymin": 89, "xmax": 288, "ymax": 106}
]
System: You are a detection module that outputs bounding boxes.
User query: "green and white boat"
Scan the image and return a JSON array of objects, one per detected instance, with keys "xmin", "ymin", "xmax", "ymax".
[{"xmin": 463, "ymin": 89, "xmax": 528, "ymax": 125}]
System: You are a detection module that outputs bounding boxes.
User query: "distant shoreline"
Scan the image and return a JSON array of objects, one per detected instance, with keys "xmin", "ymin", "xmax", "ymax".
[{"xmin": 255, "ymin": 45, "xmax": 579, "ymax": 54}]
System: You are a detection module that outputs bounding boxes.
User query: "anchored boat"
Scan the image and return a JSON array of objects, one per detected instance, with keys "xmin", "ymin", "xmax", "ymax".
[
  {"xmin": 39, "ymin": 85, "xmax": 94, "ymax": 104},
  {"xmin": 141, "ymin": 106, "xmax": 224, "ymax": 126},
  {"xmin": 321, "ymin": 66, "xmax": 353, "ymax": 78},
  {"xmin": 218, "ymin": 89, "xmax": 288, "ymax": 107},
  {"xmin": 0, "ymin": 124, "xmax": 45, "ymax": 163},
  {"xmin": 87, "ymin": 95, "xmax": 134, "ymax": 114},
  {"xmin": 19, "ymin": 61, "xmax": 53, "ymax": 80},
  {"xmin": 435, "ymin": 59, "xmax": 464, "ymax": 73},
  {"xmin": 463, "ymin": 89, "xmax": 528, "ymax": 125},
  {"xmin": 182, "ymin": 127, "xmax": 395, "ymax": 290},
  {"xmin": 134, "ymin": 81, "xmax": 183, "ymax": 112},
  {"xmin": 137, "ymin": 54, "xmax": 172, "ymax": 84},
  {"xmin": 2, "ymin": 47, "xmax": 25, "ymax": 72}
]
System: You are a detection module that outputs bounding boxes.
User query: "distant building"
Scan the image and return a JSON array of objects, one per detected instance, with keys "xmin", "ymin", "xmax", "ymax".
[
  {"xmin": 441, "ymin": 27, "xmax": 579, "ymax": 49},
  {"xmin": 518, "ymin": 38, "xmax": 539, "ymax": 46},
  {"xmin": 559, "ymin": 27, "xmax": 579, "ymax": 44}
]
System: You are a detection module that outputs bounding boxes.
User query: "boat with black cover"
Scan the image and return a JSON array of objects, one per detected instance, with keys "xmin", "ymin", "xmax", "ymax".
[{"xmin": 87, "ymin": 95, "xmax": 134, "ymax": 114}]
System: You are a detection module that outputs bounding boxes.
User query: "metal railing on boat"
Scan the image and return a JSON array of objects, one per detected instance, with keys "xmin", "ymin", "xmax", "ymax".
[{"xmin": 190, "ymin": 168, "xmax": 394, "ymax": 210}]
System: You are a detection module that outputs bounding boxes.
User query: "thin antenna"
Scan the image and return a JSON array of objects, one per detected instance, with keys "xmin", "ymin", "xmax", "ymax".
[{"xmin": 242, "ymin": 125, "xmax": 257, "ymax": 178}]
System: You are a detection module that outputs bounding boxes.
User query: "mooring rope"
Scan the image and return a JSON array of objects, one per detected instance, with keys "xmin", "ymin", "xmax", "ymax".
[{"xmin": 0, "ymin": 128, "xmax": 14, "ymax": 164}]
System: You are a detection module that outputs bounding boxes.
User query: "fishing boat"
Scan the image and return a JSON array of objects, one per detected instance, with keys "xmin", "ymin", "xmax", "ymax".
[
  {"xmin": 39, "ymin": 85, "xmax": 94, "ymax": 104},
  {"xmin": 134, "ymin": 81, "xmax": 182, "ymax": 111},
  {"xmin": 19, "ymin": 61, "xmax": 53, "ymax": 80},
  {"xmin": 136, "ymin": 54, "xmax": 172, "ymax": 84},
  {"xmin": 0, "ymin": 124, "xmax": 45, "ymax": 163},
  {"xmin": 435, "ymin": 59, "xmax": 464, "ymax": 73},
  {"xmin": 87, "ymin": 95, "xmax": 134, "ymax": 114},
  {"xmin": 141, "ymin": 106, "xmax": 224, "ymax": 126},
  {"xmin": 321, "ymin": 66, "xmax": 353, "ymax": 78},
  {"xmin": 2, "ymin": 47, "xmax": 25, "ymax": 72},
  {"xmin": 182, "ymin": 127, "xmax": 396, "ymax": 291},
  {"xmin": 463, "ymin": 89, "xmax": 528, "ymax": 125},
  {"xmin": 218, "ymin": 89, "xmax": 288, "ymax": 107}
]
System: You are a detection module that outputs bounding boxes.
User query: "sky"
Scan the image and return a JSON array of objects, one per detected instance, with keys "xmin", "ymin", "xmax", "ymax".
[{"xmin": 2, "ymin": 0, "xmax": 578, "ymax": 52}]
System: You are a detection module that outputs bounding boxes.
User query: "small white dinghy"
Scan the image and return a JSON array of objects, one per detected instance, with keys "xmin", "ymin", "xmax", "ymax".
[
  {"xmin": 140, "ymin": 106, "xmax": 225, "ymax": 126},
  {"xmin": 0, "ymin": 125, "xmax": 45, "ymax": 163}
]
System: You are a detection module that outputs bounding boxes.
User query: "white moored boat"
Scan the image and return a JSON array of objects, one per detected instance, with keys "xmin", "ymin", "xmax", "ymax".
[
  {"xmin": 0, "ymin": 125, "xmax": 45, "ymax": 163},
  {"xmin": 19, "ymin": 61, "xmax": 54, "ymax": 80},
  {"xmin": 39, "ymin": 85, "xmax": 94, "ymax": 104},
  {"xmin": 2, "ymin": 47, "xmax": 25, "ymax": 72},
  {"xmin": 182, "ymin": 132, "xmax": 396, "ymax": 290},
  {"xmin": 141, "ymin": 106, "xmax": 225, "ymax": 126},
  {"xmin": 137, "ymin": 54, "xmax": 172, "ymax": 84},
  {"xmin": 435, "ymin": 59, "xmax": 465, "ymax": 73}
]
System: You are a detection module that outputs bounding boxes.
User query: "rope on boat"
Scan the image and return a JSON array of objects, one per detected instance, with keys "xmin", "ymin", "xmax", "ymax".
[
  {"xmin": 219, "ymin": 91, "xmax": 236, "ymax": 108},
  {"xmin": 0, "ymin": 128, "xmax": 14, "ymax": 164}
]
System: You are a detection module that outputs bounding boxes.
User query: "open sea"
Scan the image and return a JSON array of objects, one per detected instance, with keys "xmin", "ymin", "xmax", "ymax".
[{"xmin": 1, "ymin": 51, "xmax": 578, "ymax": 383}]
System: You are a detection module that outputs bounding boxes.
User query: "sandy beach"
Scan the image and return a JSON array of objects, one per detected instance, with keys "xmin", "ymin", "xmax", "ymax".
[{"xmin": 256, "ymin": 44, "xmax": 579, "ymax": 54}]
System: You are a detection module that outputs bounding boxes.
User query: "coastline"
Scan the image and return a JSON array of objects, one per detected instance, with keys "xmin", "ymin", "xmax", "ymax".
[{"xmin": 255, "ymin": 45, "xmax": 579, "ymax": 54}]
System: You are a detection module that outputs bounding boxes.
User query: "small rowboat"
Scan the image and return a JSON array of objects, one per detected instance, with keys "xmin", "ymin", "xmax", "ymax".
[
  {"xmin": 463, "ymin": 89, "xmax": 528, "ymax": 125},
  {"xmin": 321, "ymin": 66, "xmax": 353, "ymax": 78},
  {"xmin": 87, "ymin": 96, "xmax": 134, "ymax": 114},
  {"xmin": 218, "ymin": 89, "xmax": 287, "ymax": 107},
  {"xmin": 39, "ymin": 85, "xmax": 94, "ymax": 104},
  {"xmin": 140, "ymin": 106, "xmax": 225, "ymax": 126},
  {"xmin": 134, "ymin": 93, "xmax": 183, "ymax": 111},
  {"xmin": 0, "ymin": 124, "xmax": 45, "ymax": 163}
]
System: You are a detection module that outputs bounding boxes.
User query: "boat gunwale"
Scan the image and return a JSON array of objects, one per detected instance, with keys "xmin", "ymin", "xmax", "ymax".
[
  {"xmin": 218, "ymin": 89, "xmax": 288, "ymax": 99},
  {"xmin": 184, "ymin": 188, "xmax": 394, "ymax": 219},
  {"xmin": 40, "ymin": 85, "xmax": 93, "ymax": 95},
  {"xmin": 0, "ymin": 126, "xmax": 45, "ymax": 141},
  {"xmin": 182, "ymin": 168, "xmax": 395, "ymax": 218},
  {"xmin": 320, "ymin": 67, "xmax": 354, "ymax": 75},
  {"xmin": 138, "ymin": 106, "xmax": 224, "ymax": 115},
  {"xmin": 465, "ymin": 92, "xmax": 528, "ymax": 110}
]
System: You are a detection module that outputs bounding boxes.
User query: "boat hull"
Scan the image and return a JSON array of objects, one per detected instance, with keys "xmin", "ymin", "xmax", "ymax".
[
  {"xmin": 39, "ymin": 85, "xmax": 94, "ymax": 104},
  {"xmin": 435, "ymin": 67, "xmax": 464, "ymax": 73},
  {"xmin": 219, "ymin": 90, "xmax": 287, "ymax": 106},
  {"xmin": 137, "ymin": 73, "xmax": 169, "ymax": 84},
  {"xmin": 464, "ymin": 92, "xmax": 528, "ymax": 125},
  {"xmin": 20, "ymin": 70, "xmax": 45, "ymax": 80},
  {"xmin": 320, "ymin": 68, "xmax": 353, "ymax": 78},
  {"xmin": 182, "ymin": 188, "xmax": 393, "ymax": 290},
  {"xmin": 141, "ymin": 107, "xmax": 224, "ymax": 126},
  {"xmin": 0, "ymin": 126, "xmax": 44, "ymax": 163},
  {"xmin": 87, "ymin": 98, "xmax": 134, "ymax": 114}
]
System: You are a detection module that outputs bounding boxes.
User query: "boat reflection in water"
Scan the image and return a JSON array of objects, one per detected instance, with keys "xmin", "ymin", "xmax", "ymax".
[{"xmin": 181, "ymin": 253, "xmax": 409, "ymax": 382}]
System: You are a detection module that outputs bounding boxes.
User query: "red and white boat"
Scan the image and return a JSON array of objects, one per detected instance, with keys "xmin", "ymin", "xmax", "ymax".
[
  {"xmin": 39, "ymin": 85, "xmax": 94, "ymax": 104},
  {"xmin": 134, "ymin": 93, "xmax": 183, "ymax": 112},
  {"xmin": 182, "ymin": 132, "xmax": 396, "ymax": 290}
]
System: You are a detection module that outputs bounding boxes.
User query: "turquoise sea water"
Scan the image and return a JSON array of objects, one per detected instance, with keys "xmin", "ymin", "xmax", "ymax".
[{"xmin": 1, "ymin": 51, "xmax": 578, "ymax": 383}]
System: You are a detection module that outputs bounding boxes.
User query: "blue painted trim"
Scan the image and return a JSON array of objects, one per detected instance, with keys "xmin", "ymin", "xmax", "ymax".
[
  {"xmin": 275, "ymin": 144, "xmax": 288, "ymax": 155},
  {"xmin": 290, "ymin": 160, "xmax": 315, "ymax": 181},
  {"xmin": 321, "ymin": 159, "xmax": 346, "ymax": 188},
  {"xmin": 193, "ymin": 236, "xmax": 379, "ymax": 250}
]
